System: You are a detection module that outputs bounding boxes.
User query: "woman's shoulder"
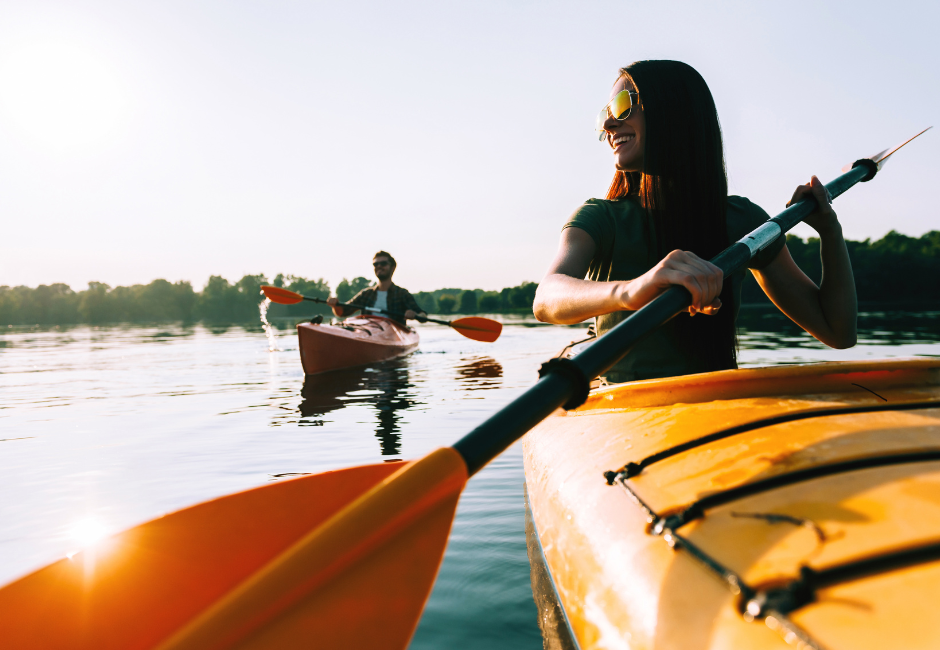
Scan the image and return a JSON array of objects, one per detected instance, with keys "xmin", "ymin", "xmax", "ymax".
[
  {"xmin": 571, "ymin": 196, "xmax": 643, "ymax": 218},
  {"xmin": 564, "ymin": 197, "xmax": 642, "ymax": 252},
  {"xmin": 565, "ymin": 197, "xmax": 642, "ymax": 229},
  {"xmin": 727, "ymin": 195, "xmax": 771, "ymax": 221}
]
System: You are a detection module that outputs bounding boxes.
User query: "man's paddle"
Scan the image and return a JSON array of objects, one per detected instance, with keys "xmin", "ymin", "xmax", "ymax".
[
  {"xmin": 261, "ymin": 285, "xmax": 503, "ymax": 343},
  {"xmin": 0, "ymin": 131, "xmax": 928, "ymax": 650}
]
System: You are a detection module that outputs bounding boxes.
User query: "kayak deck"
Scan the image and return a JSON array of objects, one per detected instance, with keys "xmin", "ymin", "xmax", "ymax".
[
  {"xmin": 523, "ymin": 358, "xmax": 940, "ymax": 649},
  {"xmin": 297, "ymin": 315, "xmax": 419, "ymax": 375}
]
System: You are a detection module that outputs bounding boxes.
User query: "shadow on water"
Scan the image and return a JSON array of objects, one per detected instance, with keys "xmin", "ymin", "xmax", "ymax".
[{"xmin": 299, "ymin": 359, "xmax": 421, "ymax": 456}]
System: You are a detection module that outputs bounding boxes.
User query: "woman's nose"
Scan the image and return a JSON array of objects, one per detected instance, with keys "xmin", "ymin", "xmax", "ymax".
[{"xmin": 602, "ymin": 113, "xmax": 619, "ymax": 136}]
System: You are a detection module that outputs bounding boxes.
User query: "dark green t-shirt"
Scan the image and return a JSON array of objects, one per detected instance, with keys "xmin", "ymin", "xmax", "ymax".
[{"xmin": 563, "ymin": 195, "xmax": 785, "ymax": 383}]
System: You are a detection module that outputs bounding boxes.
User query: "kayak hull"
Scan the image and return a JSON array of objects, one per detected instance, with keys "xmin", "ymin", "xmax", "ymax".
[
  {"xmin": 523, "ymin": 358, "xmax": 940, "ymax": 649},
  {"xmin": 297, "ymin": 316, "xmax": 419, "ymax": 375}
]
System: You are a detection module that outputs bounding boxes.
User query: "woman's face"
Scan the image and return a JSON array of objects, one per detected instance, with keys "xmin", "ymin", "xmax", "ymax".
[{"xmin": 603, "ymin": 76, "xmax": 645, "ymax": 172}]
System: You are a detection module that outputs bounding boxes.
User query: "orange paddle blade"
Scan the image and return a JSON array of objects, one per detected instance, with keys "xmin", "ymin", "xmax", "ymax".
[
  {"xmin": 260, "ymin": 285, "xmax": 304, "ymax": 305},
  {"xmin": 450, "ymin": 317, "xmax": 502, "ymax": 343},
  {"xmin": 0, "ymin": 449, "xmax": 468, "ymax": 650}
]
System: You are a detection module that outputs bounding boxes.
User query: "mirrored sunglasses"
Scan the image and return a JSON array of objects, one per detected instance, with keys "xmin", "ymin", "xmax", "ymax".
[{"xmin": 595, "ymin": 89, "xmax": 638, "ymax": 141}]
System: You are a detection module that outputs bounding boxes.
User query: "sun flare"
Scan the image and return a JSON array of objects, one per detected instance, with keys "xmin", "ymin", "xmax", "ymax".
[
  {"xmin": 0, "ymin": 40, "xmax": 127, "ymax": 150},
  {"xmin": 68, "ymin": 517, "xmax": 110, "ymax": 548}
]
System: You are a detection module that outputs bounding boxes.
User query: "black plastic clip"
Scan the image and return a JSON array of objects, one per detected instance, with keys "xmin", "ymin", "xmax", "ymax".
[
  {"xmin": 538, "ymin": 357, "xmax": 591, "ymax": 411},
  {"xmin": 603, "ymin": 461, "xmax": 642, "ymax": 485},
  {"xmin": 743, "ymin": 566, "xmax": 817, "ymax": 620},
  {"xmin": 651, "ymin": 503, "xmax": 704, "ymax": 536}
]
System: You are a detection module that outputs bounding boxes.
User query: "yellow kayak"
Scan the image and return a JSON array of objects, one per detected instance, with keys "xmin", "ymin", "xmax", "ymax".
[{"xmin": 523, "ymin": 358, "xmax": 940, "ymax": 650}]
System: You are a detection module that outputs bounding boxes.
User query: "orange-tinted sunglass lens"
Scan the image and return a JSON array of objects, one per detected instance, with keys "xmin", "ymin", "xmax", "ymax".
[
  {"xmin": 594, "ymin": 90, "xmax": 634, "ymax": 140},
  {"xmin": 609, "ymin": 90, "xmax": 633, "ymax": 119}
]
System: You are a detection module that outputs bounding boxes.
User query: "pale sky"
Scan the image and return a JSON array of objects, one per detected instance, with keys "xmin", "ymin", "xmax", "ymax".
[{"xmin": 1, "ymin": 0, "xmax": 936, "ymax": 293}]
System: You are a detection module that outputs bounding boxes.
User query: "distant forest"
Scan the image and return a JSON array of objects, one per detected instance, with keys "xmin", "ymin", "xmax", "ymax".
[{"xmin": 2, "ymin": 231, "xmax": 938, "ymax": 326}]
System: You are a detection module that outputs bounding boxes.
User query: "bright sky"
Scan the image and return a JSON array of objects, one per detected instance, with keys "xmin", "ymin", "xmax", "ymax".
[{"xmin": 0, "ymin": 0, "xmax": 936, "ymax": 293}]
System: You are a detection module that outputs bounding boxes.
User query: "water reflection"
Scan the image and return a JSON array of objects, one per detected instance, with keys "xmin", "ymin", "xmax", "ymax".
[
  {"xmin": 298, "ymin": 359, "xmax": 421, "ymax": 456},
  {"xmin": 455, "ymin": 356, "xmax": 503, "ymax": 391}
]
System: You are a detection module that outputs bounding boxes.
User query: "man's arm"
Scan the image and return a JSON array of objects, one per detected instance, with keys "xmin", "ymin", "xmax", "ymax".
[
  {"xmin": 327, "ymin": 289, "xmax": 368, "ymax": 318},
  {"xmin": 402, "ymin": 290, "xmax": 427, "ymax": 322}
]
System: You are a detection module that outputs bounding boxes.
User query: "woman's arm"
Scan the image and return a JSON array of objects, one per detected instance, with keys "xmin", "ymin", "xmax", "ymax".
[
  {"xmin": 750, "ymin": 176, "xmax": 858, "ymax": 349},
  {"xmin": 534, "ymin": 227, "xmax": 725, "ymax": 325}
]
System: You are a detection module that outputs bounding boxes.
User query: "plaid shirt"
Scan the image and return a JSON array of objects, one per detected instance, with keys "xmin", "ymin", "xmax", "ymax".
[{"xmin": 347, "ymin": 283, "xmax": 424, "ymax": 324}]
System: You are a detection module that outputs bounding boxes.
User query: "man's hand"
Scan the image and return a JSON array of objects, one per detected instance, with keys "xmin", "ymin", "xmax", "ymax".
[
  {"xmin": 326, "ymin": 296, "xmax": 345, "ymax": 317},
  {"xmin": 404, "ymin": 309, "xmax": 417, "ymax": 320}
]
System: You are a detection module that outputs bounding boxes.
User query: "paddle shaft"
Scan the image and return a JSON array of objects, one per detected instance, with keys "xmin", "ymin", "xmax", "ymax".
[
  {"xmin": 453, "ymin": 162, "xmax": 874, "ymax": 475},
  {"xmin": 301, "ymin": 295, "xmax": 448, "ymax": 325}
]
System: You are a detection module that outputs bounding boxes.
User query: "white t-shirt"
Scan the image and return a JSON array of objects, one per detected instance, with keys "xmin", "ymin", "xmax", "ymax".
[{"xmin": 373, "ymin": 290, "xmax": 388, "ymax": 313}]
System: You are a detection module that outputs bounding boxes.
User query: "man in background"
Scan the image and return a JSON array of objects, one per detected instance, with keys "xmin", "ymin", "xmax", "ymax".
[{"xmin": 326, "ymin": 251, "xmax": 426, "ymax": 325}]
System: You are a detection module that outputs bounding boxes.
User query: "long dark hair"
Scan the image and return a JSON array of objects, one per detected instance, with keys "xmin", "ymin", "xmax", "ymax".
[{"xmin": 607, "ymin": 60, "xmax": 736, "ymax": 371}]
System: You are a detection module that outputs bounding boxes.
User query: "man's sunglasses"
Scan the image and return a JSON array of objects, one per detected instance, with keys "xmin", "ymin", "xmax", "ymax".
[
  {"xmin": 373, "ymin": 261, "xmax": 390, "ymax": 267},
  {"xmin": 595, "ymin": 89, "xmax": 638, "ymax": 141}
]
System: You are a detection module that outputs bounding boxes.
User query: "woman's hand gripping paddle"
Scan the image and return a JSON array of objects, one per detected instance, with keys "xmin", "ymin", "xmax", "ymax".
[
  {"xmin": 261, "ymin": 285, "xmax": 503, "ymax": 343},
  {"xmin": 0, "ymin": 131, "xmax": 927, "ymax": 649}
]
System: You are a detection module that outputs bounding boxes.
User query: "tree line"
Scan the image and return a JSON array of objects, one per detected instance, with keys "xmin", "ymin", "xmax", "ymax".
[
  {"xmin": 741, "ymin": 230, "xmax": 940, "ymax": 308},
  {"xmin": 1, "ymin": 230, "xmax": 936, "ymax": 326},
  {"xmin": 0, "ymin": 272, "xmax": 540, "ymax": 326}
]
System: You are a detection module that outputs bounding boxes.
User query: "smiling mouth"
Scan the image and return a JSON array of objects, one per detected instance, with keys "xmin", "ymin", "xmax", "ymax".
[{"xmin": 611, "ymin": 134, "xmax": 635, "ymax": 148}]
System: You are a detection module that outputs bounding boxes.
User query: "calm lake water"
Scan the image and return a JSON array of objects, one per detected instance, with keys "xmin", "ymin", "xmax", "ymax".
[{"xmin": 1, "ymin": 310, "xmax": 938, "ymax": 648}]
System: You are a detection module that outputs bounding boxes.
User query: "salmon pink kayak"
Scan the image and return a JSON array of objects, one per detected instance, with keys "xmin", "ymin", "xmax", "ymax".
[{"xmin": 297, "ymin": 315, "xmax": 419, "ymax": 375}]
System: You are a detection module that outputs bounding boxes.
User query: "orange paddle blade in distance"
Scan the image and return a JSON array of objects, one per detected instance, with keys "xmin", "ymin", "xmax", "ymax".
[
  {"xmin": 260, "ymin": 285, "xmax": 304, "ymax": 305},
  {"xmin": 450, "ymin": 317, "xmax": 502, "ymax": 343}
]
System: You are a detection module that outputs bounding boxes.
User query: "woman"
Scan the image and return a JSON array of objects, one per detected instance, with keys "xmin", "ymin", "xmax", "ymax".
[{"xmin": 533, "ymin": 60, "xmax": 857, "ymax": 383}]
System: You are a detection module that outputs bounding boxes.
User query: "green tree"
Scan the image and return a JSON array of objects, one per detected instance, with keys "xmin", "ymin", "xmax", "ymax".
[
  {"xmin": 196, "ymin": 276, "xmax": 238, "ymax": 322},
  {"xmin": 413, "ymin": 291, "xmax": 437, "ymax": 314},
  {"xmin": 233, "ymin": 274, "xmax": 270, "ymax": 322},
  {"xmin": 437, "ymin": 294, "xmax": 457, "ymax": 314},
  {"xmin": 336, "ymin": 277, "xmax": 372, "ymax": 302},
  {"xmin": 78, "ymin": 282, "xmax": 113, "ymax": 324},
  {"xmin": 458, "ymin": 290, "xmax": 478, "ymax": 314},
  {"xmin": 268, "ymin": 275, "xmax": 332, "ymax": 318},
  {"xmin": 508, "ymin": 282, "xmax": 538, "ymax": 310},
  {"xmin": 478, "ymin": 293, "xmax": 501, "ymax": 312},
  {"xmin": 499, "ymin": 287, "xmax": 513, "ymax": 310}
]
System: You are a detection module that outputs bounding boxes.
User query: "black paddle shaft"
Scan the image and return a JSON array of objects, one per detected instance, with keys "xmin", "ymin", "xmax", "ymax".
[{"xmin": 453, "ymin": 161, "xmax": 875, "ymax": 476}]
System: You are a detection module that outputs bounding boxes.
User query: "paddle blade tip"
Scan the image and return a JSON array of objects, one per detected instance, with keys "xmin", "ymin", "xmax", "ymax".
[
  {"xmin": 451, "ymin": 317, "xmax": 502, "ymax": 343},
  {"xmin": 261, "ymin": 285, "xmax": 304, "ymax": 305}
]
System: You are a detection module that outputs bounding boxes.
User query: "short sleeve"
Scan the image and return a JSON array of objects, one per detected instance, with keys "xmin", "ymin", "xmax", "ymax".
[
  {"xmin": 727, "ymin": 196, "xmax": 786, "ymax": 270},
  {"xmin": 562, "ymin": 199, "xmax": 614, "ymax": 263}
]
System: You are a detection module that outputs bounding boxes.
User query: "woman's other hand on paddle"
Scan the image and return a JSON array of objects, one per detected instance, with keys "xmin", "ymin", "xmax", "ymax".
[
  {"xmin": 623, "ymin": 250, "xmax": 723, "ymax": 316},
  {"xmin": 789, "ymin": 175, "xmax": 840, "ymax": 236}
]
